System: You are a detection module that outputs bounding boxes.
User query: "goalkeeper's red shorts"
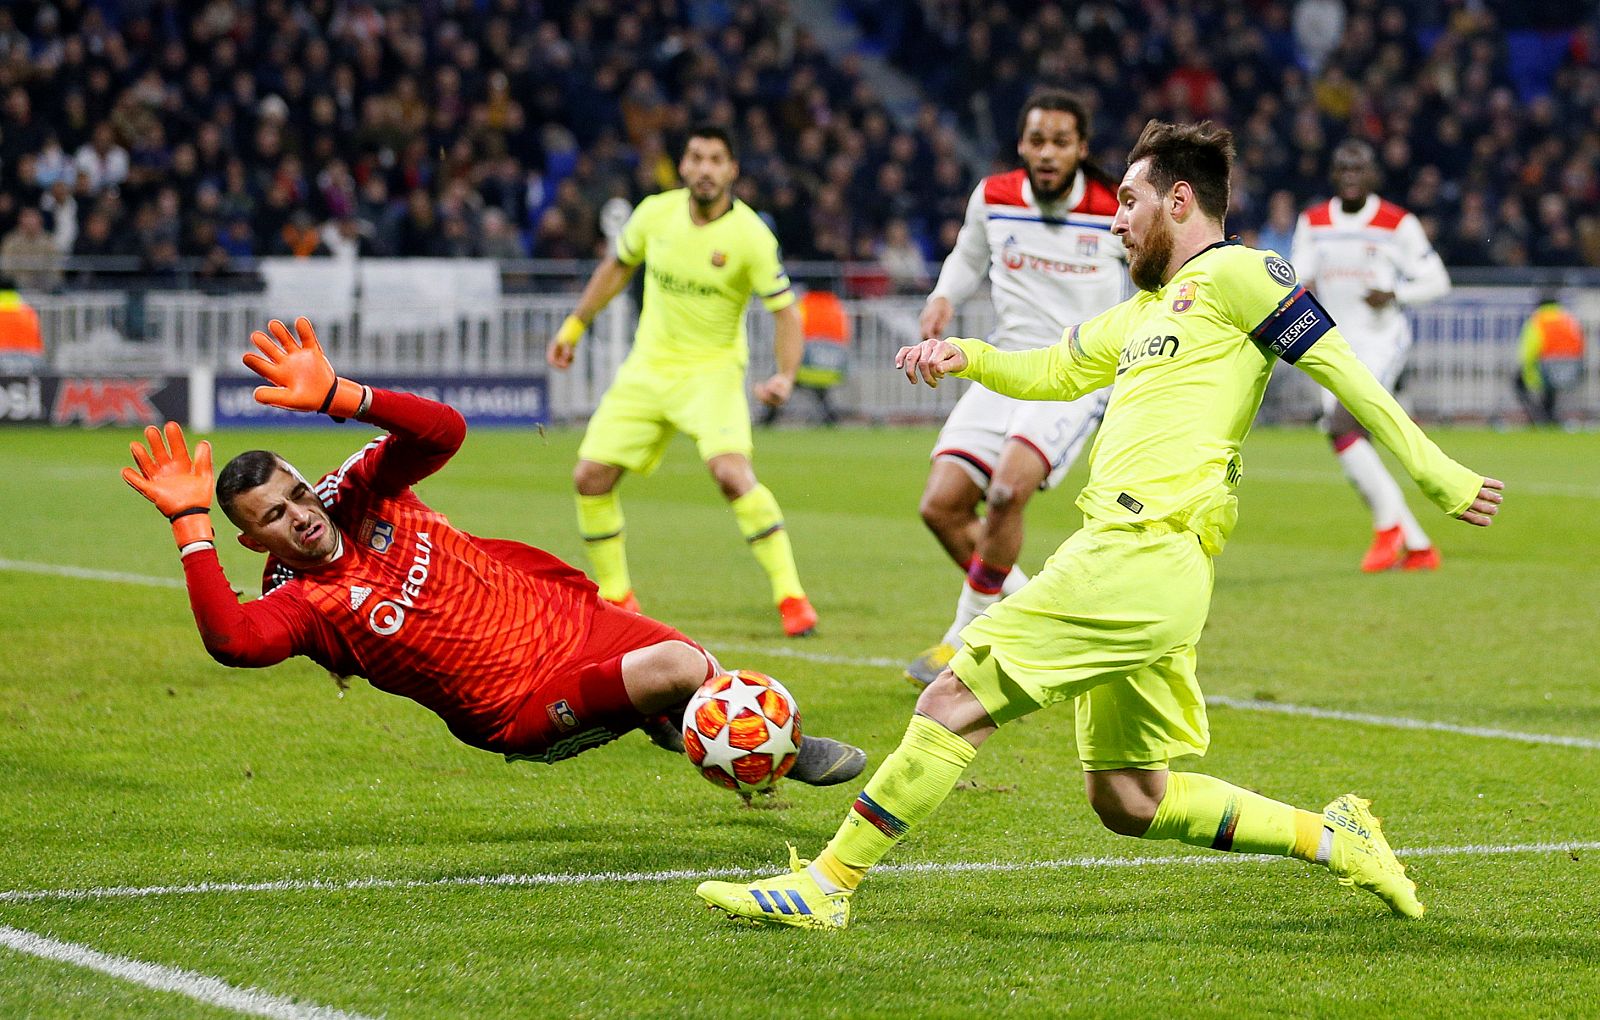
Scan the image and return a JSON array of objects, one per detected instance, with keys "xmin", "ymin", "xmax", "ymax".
[{"xmin": 497, "ymin": 599, "xmax": 711, "ymax": 764}]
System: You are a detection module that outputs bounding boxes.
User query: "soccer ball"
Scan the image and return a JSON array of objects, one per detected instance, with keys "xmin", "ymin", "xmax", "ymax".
[{"xmin": 682, "ymin": 670, "xmax": 801, "ymax": 792}]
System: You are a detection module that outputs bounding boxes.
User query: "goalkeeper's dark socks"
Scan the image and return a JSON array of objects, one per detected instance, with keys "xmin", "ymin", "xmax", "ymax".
[{"xmin": 789, "ymin": 735, "xmax": 866, "ymax": 786}]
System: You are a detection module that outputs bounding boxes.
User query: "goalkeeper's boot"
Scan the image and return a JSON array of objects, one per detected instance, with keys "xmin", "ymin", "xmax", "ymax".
[
  {"xmin": 606, "ymin": 591, "xmax": 642, "ymax": 614},
  {"xmin": 904, "ymin": 641, "xmax": 956, "ymax": 688},
  {"xmin": 787, "ymin": 735, "xmax": 866, "ymax": 786},
  {"xmin": 1401, "ymin": 546, "xmax": 1441, "ymax": 571},
  {"xmin": 779, "ymin": 595, "xmax": 818, "ymax": 637},
  {"xmin": 1321, "ymin": 794, "xmax": 1424, "ymax": 918},
  {"xmin": 697, "ymin": 844, "xmax": 851, "ymax": 929},
  {"xmin": 1360, "ymin": 526, "xmax": 1405, "ymax": 573}
]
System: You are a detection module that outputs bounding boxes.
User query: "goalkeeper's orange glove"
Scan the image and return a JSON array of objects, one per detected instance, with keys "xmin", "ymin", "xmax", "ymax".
[
  {"xmin": 242, "ymin": 316, "xmax": 367, "ymax": 421},
  {"xmin": 122, "ymin": 421, "xmax": 215, "ymax": 549}
]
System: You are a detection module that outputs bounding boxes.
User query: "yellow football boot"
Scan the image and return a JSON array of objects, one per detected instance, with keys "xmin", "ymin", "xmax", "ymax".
[
  {"xmin": 697, "ymin": 845, "xmax": 851, "ymax": 930},
  {"xmin": 904, "ymin": 642, "xmax": 956, "ymax": 688},
  {"xmin": 1322, "ymin": 794, "xmax": 1424, "ymax": 918}
]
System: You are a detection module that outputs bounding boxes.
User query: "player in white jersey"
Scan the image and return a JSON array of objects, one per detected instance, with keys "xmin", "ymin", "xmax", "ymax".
[
  {"xmin": 1291, "ymin": 139, "xmax": 1453, "ymax": 572},
  {"xmin": 905, "ymin": 90, "xmax": 1126, "ymax": 686}
]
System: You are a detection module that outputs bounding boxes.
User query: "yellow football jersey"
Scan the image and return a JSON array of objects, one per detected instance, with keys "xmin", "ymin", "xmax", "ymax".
[
  {"xmin": 616, "ymin": 189, "xmax": 795, "ymax": 369},
  {"xmin": 950, "ymin": 240, "xmax": 1482, "ymax": 554}
]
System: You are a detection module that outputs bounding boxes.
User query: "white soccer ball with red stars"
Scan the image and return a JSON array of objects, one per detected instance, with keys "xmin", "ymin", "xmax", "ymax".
[{"xmin": 682, "ymin": 669, "xmax": 801, "ymax": 792}]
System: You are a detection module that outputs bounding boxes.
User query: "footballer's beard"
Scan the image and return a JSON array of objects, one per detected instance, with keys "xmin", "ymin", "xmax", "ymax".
[
  {"xmin": 689, "ymin": 180, "xmax": 727, "ymax": 208},
  {"xmin": 1026, "ymin": 162, "xmax": 1075, "ymax": 205},
  {"xmin": 295, "ymin": 512, "xmax": 340, "ymax": 563},
  {"xmin": 1127, "ymin": 216, "xmax": 1176, "ymax": 293}
]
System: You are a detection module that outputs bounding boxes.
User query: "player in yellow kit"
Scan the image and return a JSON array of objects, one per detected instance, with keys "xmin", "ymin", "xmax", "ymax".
[
  {"xmin": 547, "ymin": 125, "xmax": 818, "ymax": 637},
  {"xmin": 697, "ymin": 120, "xmax": 1504, "ymax": 929}
]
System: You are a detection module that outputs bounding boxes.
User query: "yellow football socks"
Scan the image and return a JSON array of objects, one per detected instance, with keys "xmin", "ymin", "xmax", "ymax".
[
  {"xmin": 576, "ymin": 492, "xmax": 631, "ymax": 601},
  {"xmin": 813, "ymin": 714, "xmax": 977, "ymax": 892},
  {"xmin": 730, "ymin": 484, "xmax": 804, "ymax": 603},
  {"xmin": 1143, "ymin": 771, "xmax": 1323, "ymax": 861}
]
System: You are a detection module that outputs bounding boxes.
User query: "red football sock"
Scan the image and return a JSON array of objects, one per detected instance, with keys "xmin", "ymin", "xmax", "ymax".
[{"xmin": 964, "ymin": 555, "xmax": 1010, "ymax": 596}]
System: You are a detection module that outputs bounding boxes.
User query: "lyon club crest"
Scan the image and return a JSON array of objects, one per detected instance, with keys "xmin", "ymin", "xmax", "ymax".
[
  {"xmin": 1001, "ymin": 236, "xmax": 1024, "ymax": 270},
  {"xmin": 1172, "ymin": 281, "xmax": 1197, "ymax": 313}
]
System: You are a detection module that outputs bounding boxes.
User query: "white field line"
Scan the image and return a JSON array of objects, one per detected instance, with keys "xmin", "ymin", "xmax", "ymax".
[
  {"xmin": 723, "ymin": 642, "xmax": 1600, "ymax": 751},
  {"xmin": 0, "ymin": 558, "xmax": 186, "ymax": 589},
  {"xmin": 0, "ymin": 924, "xmax": 376, "ymax": 1020},
  {"xmin": 719, "ymin": 641, "xmax": 901, "ymax": 669},
  {"xmin": 5, "ymin": 559, "xmax": 1592, "ymax": 752},
  {"xmin": 0, "ymin": 841, "xmax": 1595, "ymax": 907},
  {"xmin": 1205, "ymin": 695, "xmax": 1600, "ymax": 750}
]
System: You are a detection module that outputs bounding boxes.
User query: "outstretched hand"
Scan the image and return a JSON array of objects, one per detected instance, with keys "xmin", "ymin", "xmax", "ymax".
[
  {"xmin": 123, "ymin": 421, "xmax": 216, "ymax": 549},
  {"xmin": 894, "ymin": 338, "xmax": 968, "ymax": 387},
  {"xmin": 123, "ymin": 421, "xmax": 213, "ymax": 517},
  {"xmin": 243, "ymin": 317, "xmax": 364, "ymax": 418},
  {"xmin": 1458, "ymin": 477, "xmax": 1504, "ymax": 527}
]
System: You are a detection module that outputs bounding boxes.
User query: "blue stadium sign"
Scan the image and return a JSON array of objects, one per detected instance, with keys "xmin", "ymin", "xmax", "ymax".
[{"xmin": 214, "ymin": 375, "xmax": 548, "ymax": 428}]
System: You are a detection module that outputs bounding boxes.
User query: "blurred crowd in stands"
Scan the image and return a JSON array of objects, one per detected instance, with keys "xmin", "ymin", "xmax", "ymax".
[
  {"xmin": 873, "ymin": 0, "xmax": 1600, "ymax": 271},
  {"xmin": 0, "ymin": 0, "xmax": 1597, "ymax": 295}
]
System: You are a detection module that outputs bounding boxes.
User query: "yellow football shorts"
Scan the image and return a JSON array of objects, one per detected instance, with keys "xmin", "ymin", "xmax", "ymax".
[
  {"xmin": 577, "ymin": 356, "xmax": 753, "ymax": 474},
  {"xmin": 949, "ymin": 518, "xmax": 1214, "ymax": 769}
]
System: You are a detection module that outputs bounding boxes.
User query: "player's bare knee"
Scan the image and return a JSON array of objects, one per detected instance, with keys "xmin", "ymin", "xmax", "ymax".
[
  {"xmin": 655, "ymin": 640, "xmax": 711, "ymax": 693},
  {"xmin": 914, "ymin": 669, "xmax": 993, "ymax": 739},
  {"xmin": 1087, "ymin": 787, "xmax": 1158, "ymax": 837},
  {"xmin": 573, "ymin": 461, "xmax": 616, "ymax": 495},
  {"xmin": 709, "ymin": 461, "xmax": 755, "ymax": 501},
  {"xmin": 919, "ymin": 491, "xmax": 967, "ymax": 536},
  {"xmin": 623, "ymin": 641, "xmax": 708, "ymax": 707},
  {"xmin": 986, "ymin": 481, "xmax": 1022, "ymax": 517},
  {"xmin": 714, "ymin": 475, "xmax": 746, "ymax": 501}
]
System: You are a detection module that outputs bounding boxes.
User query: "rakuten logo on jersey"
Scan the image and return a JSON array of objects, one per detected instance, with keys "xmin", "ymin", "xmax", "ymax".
[{"xmin": 367, "ymin": 531, "xmax": 434, "ymax": 636}]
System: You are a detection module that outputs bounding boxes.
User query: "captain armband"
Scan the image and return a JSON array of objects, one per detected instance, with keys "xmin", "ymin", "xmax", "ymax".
[{"xmin": 1249, "ymin": 286, "xmax": 1335, "ymax": 365}]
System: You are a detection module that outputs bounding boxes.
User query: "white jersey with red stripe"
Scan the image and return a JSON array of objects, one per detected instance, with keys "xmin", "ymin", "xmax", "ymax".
[
  {"xmin": 1290, "ymin": 195, "xmax": 1451, "ymax": 364},
  {"xmin": 931, "ymin": 168, "xmax": 1126, "ymax": 351}
]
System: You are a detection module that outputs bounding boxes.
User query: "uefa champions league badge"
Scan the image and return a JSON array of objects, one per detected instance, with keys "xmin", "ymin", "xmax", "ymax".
[
  {"xmin": 1264, "ymin": 255, "xmax": 1297, "ymax": 287},
  {"xmin": 1172, "ymin": 281, "xmax": 1197, "ymax": 313}
]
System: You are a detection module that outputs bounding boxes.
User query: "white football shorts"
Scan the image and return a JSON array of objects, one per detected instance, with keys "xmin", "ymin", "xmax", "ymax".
[
  {"xmin": 1319, "ymin": 339, "xmax": 1410, "ymax": 421},
  {"xmin": 932, "ymin": 382, "xmax": 1108, "ymax": 492}
]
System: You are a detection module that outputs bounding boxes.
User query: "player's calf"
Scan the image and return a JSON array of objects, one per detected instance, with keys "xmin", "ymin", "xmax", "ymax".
[{"xmin": 1085, "ymin": 770, "xmax": 1163, "ymax": 837}]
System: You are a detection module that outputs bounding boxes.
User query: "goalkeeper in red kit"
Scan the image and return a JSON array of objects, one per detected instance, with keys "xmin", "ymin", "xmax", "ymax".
[{"xmin": 122, "ymin": 316, "xmax": 866, "ymax": 782}]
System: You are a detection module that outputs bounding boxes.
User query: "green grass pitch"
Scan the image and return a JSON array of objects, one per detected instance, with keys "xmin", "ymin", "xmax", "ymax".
[{"xmin": 1, "ymin": 421, "xmax": 1596, "ymax": 1018}]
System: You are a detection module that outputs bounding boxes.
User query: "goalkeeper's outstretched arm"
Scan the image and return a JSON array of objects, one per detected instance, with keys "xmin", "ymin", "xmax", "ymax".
[
  {"xmin": 242, "ymin": 316, "xmax": 468, "ymax": 495},
  {"xmin": 122, "ymin": 421, "xmax": 309, "ymax": 668}
]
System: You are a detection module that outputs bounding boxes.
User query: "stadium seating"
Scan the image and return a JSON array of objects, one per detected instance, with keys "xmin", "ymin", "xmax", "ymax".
[{"xmin": 0, "ymin": 0, "xmax": 1595, "ymax": 293}]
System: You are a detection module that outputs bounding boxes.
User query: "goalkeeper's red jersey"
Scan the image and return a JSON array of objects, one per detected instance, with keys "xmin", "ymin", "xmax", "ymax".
[{"xmin": 181, "ymin": 389, "xmax": 600, "ymax": 752}]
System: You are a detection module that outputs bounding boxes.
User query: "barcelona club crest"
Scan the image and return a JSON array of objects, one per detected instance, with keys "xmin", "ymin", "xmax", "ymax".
[
  {"xmin": 710, "ymin": 250, "xmax": 727, "ymax": 268},
  {"xmin": 1171, "ymin": 281, "xmax": 1197, "ymax": 313}
]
